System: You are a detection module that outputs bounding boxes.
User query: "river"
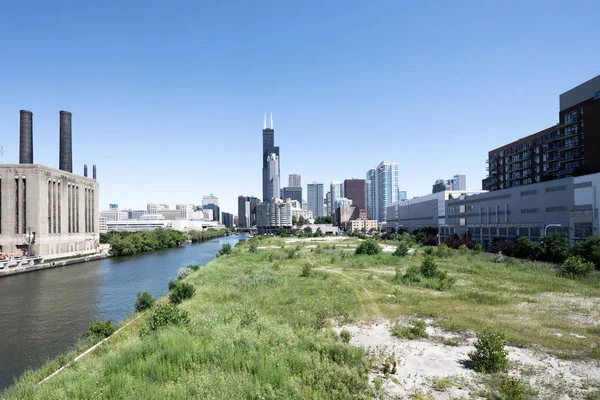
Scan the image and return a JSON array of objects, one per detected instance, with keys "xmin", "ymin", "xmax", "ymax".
[{"xmin": 0, "ymin": 234, "xmax": 245, "ymax": 391}]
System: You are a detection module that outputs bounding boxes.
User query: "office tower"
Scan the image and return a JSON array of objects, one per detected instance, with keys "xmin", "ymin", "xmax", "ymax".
[
  {"xmin": 203, "ymin": 204, "xmax": 220, "ymax": 222},
  {"xmin": 330, "ymin": 181, "xmax": 343, "ymax": 215},
  {"xmin": 222, "ymin": 212, "xmax": 234, "ymax": 228},
  {"xmin": 432, "ymin": 175, "xmax": 466, "ymax": 193},
  {"xmin": 202, "ymin": 194, "xmax": 219, "ymax": 207},
  {"xmin": 485, "ymin": 74, "xmax": 600, "ymax": 191},
  {"xmin": 238, "ymin": 195, "xmax": 259, "ymax": 228},
  {"xmin": 325, "ymin": 191, "xmax": 331, "ymax": 216},
  {"xmin": 398, "ymin": 190, "xmax": 407, "ymax": 201},
  {"xmin": 344, "ymin": 179, "xmax": 366, "ymax": 212},
  {"xmin": 282, "ymin": 186, "xmax": 302, "ymax": 204},
  {"xmin": 289, "ymin": 174, "xmax": 301, "ymax": 188},
  {"xmin": 307, "ymin": 182, "xmax": 324, "ymax": 218},
  {"xmin": 374, "ymin": 161, "xmax": 399, "ymax": 222},
  {"xmin": 262, "ymin": 112, "xmax": 280, "ymax": 202},
  {"xmin": 366, "ymin": 168, "xmax": 376, "ymax": 220}
]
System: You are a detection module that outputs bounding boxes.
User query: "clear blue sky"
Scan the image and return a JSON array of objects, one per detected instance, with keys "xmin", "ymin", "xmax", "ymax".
[{"xmin": 1, "ymin": 1, "xmax": 599, "ymax": 214}]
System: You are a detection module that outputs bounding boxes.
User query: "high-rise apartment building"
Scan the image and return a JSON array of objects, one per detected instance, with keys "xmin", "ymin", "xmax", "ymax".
[
  {"xmin": 307, "ymin": 182, "xmax": 325, "ymax": 218},
  {"xmin": 485, "ymin": 75, "xmax": 600, "ymax": 191},
  {"xmin": 366, "ymin": 168, "xmax": 376, "ymax": 220},
  {"xmin": 373, "ymin": 161, "xmax": 399, "ymax": 222},
  {"xmin": 330, "ymin": 181, "xmax": 343, "ymax": 215},
  {"xmin": 432, "ymin": 174, "xmax": 466, "ymax": 193},
  {"xmin": 202, "ymin": 194, "xmax": 219, "ymax": 207},
  {"xmin": 222, "ymin": 212, "xmax": 234, "ymax": 228},
  {"xmin": 344, "ymin": 179, "xmax": 366, "ymax": 212},
  {"xmin": 289, "ymin": 174, "xmax": 301, "ymax": 188},
  {"xmin": 262, "ymin": 113, "xmax": 280, "ymax": 202}
]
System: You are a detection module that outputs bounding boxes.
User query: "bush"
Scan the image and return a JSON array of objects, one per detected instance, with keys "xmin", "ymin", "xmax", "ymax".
[
  {"xmin": 401, "ymin": 265, "xmax": 422, "ymax": 283},
  {"xmin": 498, "ymin": 376, "xmax": 538, "ymax": 399},
  {"xmin": 436, "ymin": 243, "xmax": 452, "ymax": 258},
  {"xmin": 339, "ymin": 330, "xmax": 352, "ymax": 344},
  {"xmin": 217, "ymin": 243, "xmax": 232, "ymax": 257},
  {"xmin": 394, "ymin": 241, "xmax": 409, "ymax": 257},
  {"xmin": 168, "ymin": 281, "xmax": 196, "ymax": 304},
  {"xmin": 187, "ymin": 264, "xmax": 200, "ymax": 271},
  {"xmin": 177, "ymin": 267, "xmax": 192, "ymax": 280},
  {"xmin": 86, "ymin": 319, "xmax": 116, "ymax": 340},
  {"xmin": 458, "ymin": 244, "xmax": 469, "ymax": 254},
  {"xmin": 540, "ymin": 233, "xmax": 570, "ymax": 264},
  {"xmin": 168, "ymin": 280, "xmax": 177, "ymax": 291},
  {"xmin": 301, "ymin": 263, "xmax": 313, "ymax": 277},
  {"xmin": 434, "ymin": 270, "xmax": 456, "ymax": 291},
  {"xmin": 285, "ymin": 245, "xmax": 301, "ymax": 259},
  {"xmin": 144, "ymin": 304, "xmax": 190, "ymax": 332},
  {"xmin": 490, "ymin": 238, "xmax": 516, "ymax": 257},
  {"xmin": 420, "ymin": 255, "xmax": 438, "ymax": 278},
  {"xmin": 572, "ymin": 235, "xmax": 600, "ymax": 269},
  {"xmin": 561, "ymin": 255, "xmax": 595, "ymax": 278},
  {"xmin": 135, "ymin": 290, "xmax": 156, "ymax": 312},
  {"xmin": 469, "ymin": 330, "xmax": 509, "ymax": 373},
  {"xmin": 392, "ymin": 319, "xmax": 428, "ymax": 340},
  {"xmin": 514, "ymin": 237, "xmax": 541, "ymax": 260},
  {"xmin": 355, "ymin": 239, "xmax": 381, "ymax": 255}
]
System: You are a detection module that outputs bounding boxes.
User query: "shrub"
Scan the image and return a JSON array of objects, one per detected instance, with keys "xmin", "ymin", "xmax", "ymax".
[
  {"xmin": 499, "ymin": 376, "xmax": 538, "ymax": 399},
  {"xmin": 540, "ymin": 233, "xmax": 570, "ymax": 264},
  {"xmin": 168, "ymin": 280, "xmax": 177, "ymax": 291},
  {"xmin": 490, "ymin": 238, "xmax": 516, "ymax": 257},
  {"xmin": 86, "ymin": 319, "xmax": 116, "ymax": 340},
  {"xmin": 514, "ymin": 237, "xmax": 541, "ymax": 260},
  {"xmin": 469, "ymin": 330, "xmax": 509, "ymax": 373},
  {"xmin": 135, "ymin": 290, "xmax": 155, "ymax": 312},
  {"xmin": 187, "ymin": 264, "xmax": 200, "ymax": 271},
  {"xmin": 301, "ymin": 263, "xmax": 313, "ymax": 277},
  {"xmin": 458, "ymin": 244, "xmax": 469, "ymax": 254},
  {"xmin": 561, "ymin": 255, "xmax": 595, "ymax": 278},
  {"xmin": 392, "ymin": 319, "xmax": 428, "ymax": 340},
  {"xmin": 402, "ymin": 265, "xmax": 422, "ymax": 283},
  {"xmin": 216, "ymin": 243, "xmax": 232, "ymax": 257},
  {"xmin": 248, "ymin": 241, "xmax": 258, "ymax": 253},
  {"xmin": 434, "ymin": 270, "xmax": 456, "ymax": 291},
  {"xmin": 168, "ymin": 281, "xmax": 196, "ymax": 304},
  {"xmin": 572, "ymin": 235, "xmax": 600, "ymax": 269},
  {"xmin": 436, "ymin": 243, "xmax": 452, "ymax": 258},
  {"xmin": 177, "ymin": 267, "xmax": 192, "ymax": 280},
  {"xmin": 420, "ymin": 255, "xmax": 438, "ymax": 278},
  {"xmin": 394, "ymin": 241, "xmax": 409, "ymax": 257},
  {"xmin": 144, "ymin": 304, "xmax": 190, "ymax": 332},
  {"xmin": 355, "ymin": 239, "xmax": 381, "ymax": 255},
  {"xmin": 473, "ymin": 242, "xmax": 484, "ymax": 252},
  {"xmin": 339, "ymin": 330, "xmax": 352, "ymax": 344},
  {"xmin": 285, "ymin": 245, "xmax": 301, "ymax": 259}
]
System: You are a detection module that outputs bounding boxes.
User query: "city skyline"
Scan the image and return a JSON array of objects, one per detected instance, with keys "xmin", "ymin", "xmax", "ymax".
[{"xmin": 2, "ymin": 2, "xmax": 600, "ymax": 214}]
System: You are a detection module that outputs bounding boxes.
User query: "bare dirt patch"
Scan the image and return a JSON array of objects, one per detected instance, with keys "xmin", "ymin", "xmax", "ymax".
[{"xmin": 334, "ymin": 320, "xmax": 600, "ymax": 399}]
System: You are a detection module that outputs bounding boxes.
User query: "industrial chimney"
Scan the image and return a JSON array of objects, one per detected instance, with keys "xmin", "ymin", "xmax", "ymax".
[
  {"xmin": 59, "ymin": 111, "xmax": 72, "ymax": 172},
  {"xmin": 93, "ymin": 164, "xmax": 97, "ymax": 180},
  {"xmin": 19, "ymin": 110, "xmax": 33, "ymax": 164},
  {"xmin": 84, "ymin": 164, "xmax": 88, "ymax": 177}
]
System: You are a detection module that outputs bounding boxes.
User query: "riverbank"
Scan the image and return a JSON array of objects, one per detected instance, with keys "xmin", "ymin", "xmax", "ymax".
[
  {"xmin": 3, "ymin": 237, "xmax": 600, "ymax": 399},
  {"xmin": 0, "ymin": 252, "xmax": 110, "ymax": 278}
]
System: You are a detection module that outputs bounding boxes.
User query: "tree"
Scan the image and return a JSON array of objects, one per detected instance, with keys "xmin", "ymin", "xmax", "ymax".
[
  {"xmin": 355, "ymin": 239, "xmax": 381, "ymax": 255},
  {"xmin": 572, "ymin": 235, "xmax": 600, "ymax": 269},
  {"xmin": 303, "ymin": 226, "xmax": 313, "ymax": 236},
  {"xmin": 540, "ymin": 233, "xmax": 570, "ymax": 264},
  {"xmin": 298, "ymin": 216, "xmax": 306, "ymax": 226},
  {"xmin": 274, "ymin": 227, "xmax": 286, "ymax": 236},
  {"xmin": 314, "ymin": 216, "xmax": 333, "ymax": 224},
  {"xmin": 514, "ymin": 237, "xmax": 541, "ymax": 260},
  {"xmin": 292, "ymin": 215, "xmax": 299, "ymax": 225}
]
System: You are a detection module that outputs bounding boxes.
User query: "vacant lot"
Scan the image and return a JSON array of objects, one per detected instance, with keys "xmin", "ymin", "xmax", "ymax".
[{"xmin": 3, "ymin": 237, "xmax": 600, "ymax": 399}]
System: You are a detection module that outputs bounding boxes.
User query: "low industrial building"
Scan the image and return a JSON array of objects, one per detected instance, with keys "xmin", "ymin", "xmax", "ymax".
[
  {"xmin": 0, "ymin": 110, "xmax": 100, "ymax": 257},
  {"xmin": 346, "ymin": 219, "xmax": 378, "ymax": 232}
]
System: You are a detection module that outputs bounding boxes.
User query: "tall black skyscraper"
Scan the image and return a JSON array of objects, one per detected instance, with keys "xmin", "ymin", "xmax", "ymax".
[{"xmin": 262, "ymin": 112, "xmax": 280, "ymax": 202}]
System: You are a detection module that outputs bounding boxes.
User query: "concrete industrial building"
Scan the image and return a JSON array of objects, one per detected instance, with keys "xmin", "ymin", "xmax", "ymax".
[
  {"xmin": 385, "ymin": 190, "xmax": 486, "ymax": 234},
  {"xmin": 0, "ymin": 110, "xmax": 99, "ymax": 257},
  {"xmin": 485, "ymin": 75, "xmax": 600, "ymax": 191}
]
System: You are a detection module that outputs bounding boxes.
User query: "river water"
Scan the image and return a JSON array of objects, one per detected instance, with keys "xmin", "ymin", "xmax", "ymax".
[{"xmin": 0, "ymin": 234, "xmax": 245, "ymax": 391}]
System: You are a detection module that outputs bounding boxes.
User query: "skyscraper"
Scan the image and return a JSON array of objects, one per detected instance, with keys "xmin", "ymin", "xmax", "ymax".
[
  {"xmin": 344, "ymin": 179, "xmax": 366, "ymax": 212},
  {"xmin": 330, "ymin": 181, "xmax": 343, "ymax": 215},
  {"xmin": 262, "ymin": 113, "xmax": 280, "ymax": 202},
  {"xmin": 282, "ymin": 186, "xmax": 302, "ymax": 204},
  {"xmin": 375, "ymin": 161, "xmax": 399, "ymax": 222},
  {"xmin": 202, "ymin": 194, "xmax": 219, "ymax": 206},
  {"xmin": 238, "ymin": 195, "xmax": 259, "ymax": 228},
  {"xmin": 307, "ymin": 182, "xmax": 324, "ymax": 218},
  {"xmin": 366, "ymin": 168, "xmax": 376, "ymax": 220},
  {"xmin": 289, "ymin": 174, "xmax": 301, "ymax": 188}
]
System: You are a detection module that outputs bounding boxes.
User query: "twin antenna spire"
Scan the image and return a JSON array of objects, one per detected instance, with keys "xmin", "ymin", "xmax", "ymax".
[{"xmin": 263, "ymin": 111, "xmax": 274, "ymax": 130}]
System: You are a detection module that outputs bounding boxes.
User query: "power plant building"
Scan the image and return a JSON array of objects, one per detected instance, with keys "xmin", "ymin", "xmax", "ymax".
[{"xmin": 0, "ymin": 110, "xmax": 100, "ymax": 257}]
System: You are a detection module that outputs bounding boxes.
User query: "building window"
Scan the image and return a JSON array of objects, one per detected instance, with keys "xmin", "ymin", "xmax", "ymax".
[
  {"xmin": 460, "ymin": 218, "xmax": 466, "ymax": 226},
  {"xmin": 595, "ymin": 91, "xmax": 600, "ymax": 100}
]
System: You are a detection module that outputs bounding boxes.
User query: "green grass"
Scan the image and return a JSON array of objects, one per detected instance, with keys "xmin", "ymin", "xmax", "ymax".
[{"xmin": 3, "ymin": 238, "xmax": 600, "ymax": 399}]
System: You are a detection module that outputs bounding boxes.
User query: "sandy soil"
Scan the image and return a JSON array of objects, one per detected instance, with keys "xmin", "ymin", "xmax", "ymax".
[{"xmin": 334, "ymin": 321, "xmax": 600, "ymax": 399}]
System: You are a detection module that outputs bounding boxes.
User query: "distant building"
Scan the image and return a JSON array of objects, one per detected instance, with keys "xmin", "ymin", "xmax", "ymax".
[
  {"xmin": 289, "ymin": 174, "xmax": 301, "ymax": 187},
  {"xmin": 346, "ymin": 219, "xmax": 378, "ymax": 232},
  {"xmin": 432, "ymin": 174, "xmax": 466, "ymax": 193},
  {"xmin": 398, "ymin": 191, "xmax": 407, "ymax": 201},
  {"xmin": 307, "ymin": 182, "xmax": 325, "ymax": 218},
  {"xmin": 203, "ymin": 203, "xmax": 220, "ymax": 222},
  {"xmin": 324, "ymin": 191, "xmax": 331, "ymax": 216},
  {"xmin": 282, "ymin": 186, "xmax": 302, "ymax": 204},
  {"xmin": 109, "ymin": 204, "xmax": 118, "ymax": 209},
  {"xmin": 203, "ymin": 209, "xmax": 214, "ymax": 221},
  {"xmin": 366, "ymin": 168, "xmax": 376, "ymax": 220},
  {"xmin": 335, "ymin": 203, "xmax": 359, "ymax": 227},
  {"xmin": 344, "ymin": 179, "xmax": 366, "ymax": 212},
  {"xmin": 222, "ymin": 212, "xmax": 234, "ymax": 228},
  {"xmin": 256, "ymin": 198, "xmax": 293, "ymax": 233},
  {"xmin": 262, "ymin": 113, "xmax": 280, "ymax": 202},
  {"xmin": 100, "ymin": 209, "xmax": 128, "ymax": 222},
  {"xmin": 175, "ymin": 204, "xmax": 194, "ymax": 220},
  {"xmin": 202, "ymin": 194, "xmax": 219, "ymax": 207},
  {"xmin": 237, "ymin": 195, "xmax": 259, "ymax": 228},
  {"xmin": 330, "ymin": 181, "xmax": 343, "ymax": 215}
]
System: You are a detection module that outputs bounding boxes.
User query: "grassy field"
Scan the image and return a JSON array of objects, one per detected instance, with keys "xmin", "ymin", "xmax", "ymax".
[{"xmin": 3, "ymin": 237, "xmax": 600, "ymax": 399}]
